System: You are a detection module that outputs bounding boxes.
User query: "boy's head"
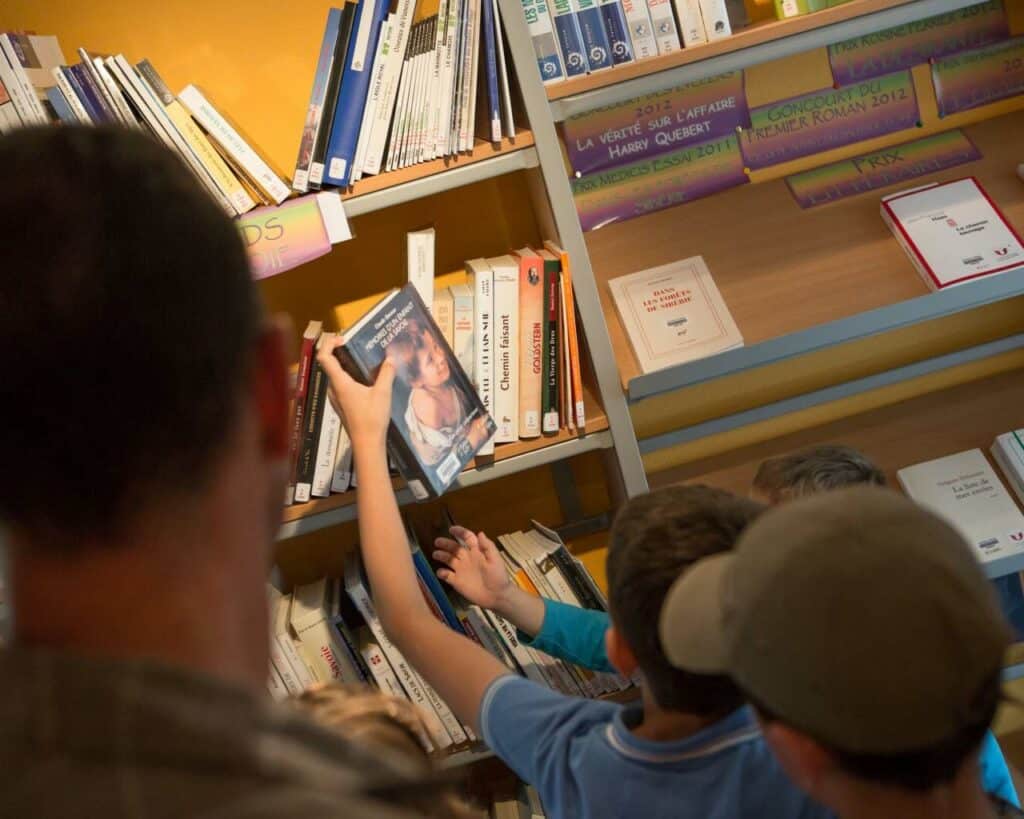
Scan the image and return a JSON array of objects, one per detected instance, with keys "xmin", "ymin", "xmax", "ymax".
[
  {"xmin": 660, "ymin": 488, "xmax": 1009, "ymax": 807},
  {"xmin": 752, "ymin": 445, "xmax": 886, "ymax": 505},
  {"xmin": 605, "ymin": 485, "xmax": 764, "ymax": 716},
  {"xmin": 388, "ymin": 320, "xmax": 450, "ymax": 389}
]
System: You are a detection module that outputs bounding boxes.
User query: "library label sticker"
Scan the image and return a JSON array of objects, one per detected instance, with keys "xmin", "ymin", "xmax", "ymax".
[
  {"xmin": 740, "ymin": 70, "xmax": 920, "ymax": 171},
  {"xmin": 785, "ymin": 129, "xmax": 981, "ymax": 209},
  {"xmin": 932, "ymin": 36, "xmax": 1024, "ymax": 117},
  {"xmin": 572, "ymin": 132, "xmax": 748, "ymax": 231},
  {"xmin": 562, "ymin": 71, "xmax": 749, "ymax": 176},
  {"xmin": 827, "ymin": 0, "xmax": 1008, "ymax": 86},
  {"xmin": 238, "ymin": 192, "xmax": 351, "ymax": 281}
]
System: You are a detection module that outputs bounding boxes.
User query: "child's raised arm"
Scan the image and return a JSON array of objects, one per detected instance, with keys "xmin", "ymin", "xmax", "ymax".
[{"xmin": 317, "ymin": 339, "xmax": 510, "ymax": 734}]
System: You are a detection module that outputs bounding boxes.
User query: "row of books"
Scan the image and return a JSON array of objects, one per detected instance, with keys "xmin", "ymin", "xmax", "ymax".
[
  {"xmin": 265, "ymin": 517, "xmax": 632, "ymax": 754},
  {"xmin": 285, "ymin": 236, "xmax": 589, "ymax": 505},
  {"xmin": 292, "ymin": 0, "xmax": 517, "ymax": 194},
  {"xmin": 0, "ymin": 32, "xmax": 289, "ymax": 217}
]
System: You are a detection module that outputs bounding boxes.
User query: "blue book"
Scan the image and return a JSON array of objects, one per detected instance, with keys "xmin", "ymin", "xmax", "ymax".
[
  {"xmin": 293, "ymin": 7, "xmax": 343, "ymax": 192},
  {"xmin": 520, "ymin": 0, "xmax": 564, "ymax": 84},
  {"xmin": 45, "ymin": 86, "xmax": 77, "ymax": 123},
  {"xmin": 410, "ymin": 539, "xmax": 466, "ymax": 634},
  {"xmin": 573, "ymin": 0, "xmax": 613, "ymax": 71},
  {"xmin": 549, "ymin": 0, "xmax": 587, "ymax": 77},
  {"xmin": 481, "ymin": 0, "xmax": 501, "ymax": 142},
  {"xmin": 323, "ymin": 0, "xmax": 389, "ymax": 187},
  {"xmin": 598, "ymin": 0, "xmax": 633, "ymax": 64},
  {"xmin": 64, "ymin": 64, "xmax": 111, "ymax": 123}
]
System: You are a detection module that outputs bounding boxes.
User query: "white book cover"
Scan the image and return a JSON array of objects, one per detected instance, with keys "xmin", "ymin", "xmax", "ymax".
[
  {"xmin": 272, "ymin": 592, "xmax": 316, "ymax": 689},
  {"xmin": 698, "ymin": 0, "xmax": 731, "ymax": 39},
  {"xmin": 407, "ymin": 227, "xmax": 436, "ymax": 311},
  {"xmin": 350, "ymin": 13, "xmax": 395, "ymax": 183},
  {"xmin": 267, "ymin": 665, "xmax": 288, "ymax": 701},
  {"xmin": 673, "ymin": 0, "xmax": 708, "ymax": 46},
  {"xmin": 387, "ymin": 36, "xmax": 417, "ymax": 172},
  {"xmin": 434, "ymin": 0, "xmax": 461, "ymax": 156},
  {"xmin": 331, "ymin": 425, "xmax": 354, "ymax": 493},
  {"xmin": 266, "ymin": 591, "xmax": 306, "ymax": 694},
  {"xmin": 881, "ymin": 178, "xmax": 1024, "ymax": 291},
  {"xmin": 312, "ymin": 395, "xmax": 343, "ymax": 498},
  {"xmin": 898, "ymin": 449, "xmax": 1024, "ymax": 570},
  {"xmin": 450, "ymin": 283, "xmax": 475, "ymax": 376},
  {"xmin": 0, "ymin": 36, "xmax": 47, "ymax": 124},
  {"xmin": 425, "ymin": 0, "xmax": 450, "ymax": 161},
  {"xmin": 447, "ymin": 0, "xmax": 469, "ymax": 155},
  {"xmin": 467, "ymin": 259, "xmax": 496, "ymax": 456},
  {"xmin": 610, "ymin": 256, "xmax": 742, "ymax": 374},
  {"xmin": 86, "ymin": 56, "xmax": 130, "ymax": 126},
  {"xmin": 645, "ymin": 0, "xmax": 681, "ymax": 54},
  {"xmin": 489, "ymin": 255, "xmax": 520, "ymax": 443},
  {"xmin": 291, "ymin": 578, "xmax": 363, "ymax": 683},
  {"xmin": 178, "ymin": 84, "xmax": 290, "ymax": 204},
  {"xmin": 621, "ymin": 0, "xmax": 658, "ymax": 59}
]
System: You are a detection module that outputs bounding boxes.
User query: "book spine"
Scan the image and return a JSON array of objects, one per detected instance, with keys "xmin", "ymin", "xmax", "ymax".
[
  {"xmin": 431, "ymin": 289, "xmax": 455, "ymax": 347},
  {"xmin": 598, "ymin": 0, "xmax": 634, "ymax": 64},
  {"xmin": 51, "ymin": 67, "xmax": 92, "ymax": 124},
  {"xmin": 438, "ymin": 0, "xmax": 463, "ymax": 156},
  {"xmin": 549, "ymin": 0, "xmax": 589, "ymax": 77},
  {"xmin": 451, "ymin": 287, "xmax": 475, "ymax": 379},
  {"xmin": 269, "ymin": 636, "xmax": 304, "ymax": 694},
  {"xmin": 424, "ymin": 10, "xmax": 446, "ymax": 161},
  {"xmin": 286, "ymin": 333, "xmax": 317, "ymax": 504},
  {"xmin": 492, "ymin": 0, "xmax": 517, "ymax": 136},
  {"xmin": 520, "ymin": 0, "xmax": 566, "ymax": 83},
  {"xmin": 311, "ymin": 393, "xmax": 343, "ymax": 498},
  {"xmin": 620, "ymin": 0, "xmax": 658, "ymax": 59},
  {"xmin": 542, "ymin": 263, "xmax": 560, "ymax": 434},
  {"xmin": 458, "ymin": 0, "xmax": 481, "ymax": 152},
  {"xmin": 550, "ymin": 546, "xmax": 603, "ymax": 610},
  {"xmin": 276, "ymin": 630, "xmax": 316, "ymax": 689},
  {"xmin": 570, "ymin": 0, "xmax": 614, "ymax": 72},
  {"xmin": 358, "ymin": 632, "xmax": 408, "ymax": 699},
  {"xmin": 332, "ymin": 618, "xmax": 371, "ymax": 682},
  {"xmin": 66, "ymin": 63, "xmax": 111, "ymax": 124},
  {"xmin": 0, "ymin": 36, "xmax": 47, "ymax": 124},
  {"xmin": 407, "ymin": 230, "xmax": 435, "ymax": 312},
  {"xmin": 646, "ymin": 0, "xmax": 681, "ymax": 54},
  {"xmin": 480, "ymin": 0, "xmax": 502, "ymax": 141},
  {"xmin": 698, "ymin": 0, "xmax": 731, "ymax": 39},
  {"xmin": 295, "ymin": 359, "xmax": 328, "ymax": 503},
  {"xmin": 471, "ymin": 266, "xmax": 496, "ymax": 456},
  {"xmin": 993, "ymin": 442, "xmax": 1024, "ymax": 508},
  {"xmin": 294, "ymin": 617, "xmax": 361, "ymax": 683},
  {"xmin": 674, "ymin": 0, "xmax": 709, "ymax": 46},
  {"xmin": 484, "ymin": 610, "xmax": 551, "ymax": 687},
  {"xmin": 44, "ymin": 86, "xmax": 77, "ymax": 124},
  {"xmin": 267, "ymin": 666, "xmax": 288, "ymax": 701},
  {"xmin": 311, "ymin": 1, "xmax": 358, "ymax": 189},
  {"xmin": 518, "ymin": 255, "xmax": 543, "ymax": 439},
  {"xmin": 294, "ymin": 8, "xmax": 343, "ymax": 192},
  {"xmin": 412, "ymin": 549, "xmax": 465, "ymax": 632},
  {"xmin": 554, "ymin": 247, "xmax": 586, "ymax": 429},
  {"xmin": 73, "ymin": 58, "xmax": 118, "ymax": 123},
  {"xmin": 177, "ymin": 85, "xmax": 290, "ymax": 204},
  {"xmin": 350, "ymin": 13, "xmax": 394, "ymax": 181},
  {"xmin": 331, "ymin": 426, "xmax": 354, "ymax": 493},
  {"xmin": 493, "ymin": 261, "xmax": 519, "ymax": 443},
  {"xmin": 94, "ymin": 58, "xmax": 141, "ymax": 127},
  {"xmin": 465, "ymin": 606, "xmax": 519, "ymax": 670}
]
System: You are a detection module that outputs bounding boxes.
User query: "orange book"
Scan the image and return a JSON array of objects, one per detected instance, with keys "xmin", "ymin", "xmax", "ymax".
[
  {"xmin": 545, "ymin": 241, "xmax": 585, "ymax": 430},
  {"xmin": 514, "ymin": 248, "xmax": 544, "ymax": 439}
]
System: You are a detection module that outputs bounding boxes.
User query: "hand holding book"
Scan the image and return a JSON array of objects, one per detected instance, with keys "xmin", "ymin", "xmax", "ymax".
[{"xmin": 316, "ymin": 335, "xmax": 395, "ymax": 451}]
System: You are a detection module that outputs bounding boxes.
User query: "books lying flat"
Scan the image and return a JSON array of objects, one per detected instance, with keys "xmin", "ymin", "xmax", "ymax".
[
  {"xmin": 881, "ymin": 177, "xmax": 1024, "ymax": 291},
  {"xmin": 897, "ymin": 449, "xmax": 1024, "ymax": 576},
  {"xmin": 609, "ymin": 256, "xmax": 742, "ymax": 375}
]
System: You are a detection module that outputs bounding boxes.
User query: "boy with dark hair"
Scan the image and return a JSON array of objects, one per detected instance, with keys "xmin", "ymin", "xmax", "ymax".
[
  {"xmin": 661, "ymin": 487, "xmax": 1021, "ymax": 818},
  {"xmin": 751, "ymin": 444, "xmax": 887, "ymax": 505},
  {"xmin": 0, "ymin": 126, "xmax": 422, "ymax": 818},
  {"xmin": 318, "ymin": 349, "xmax": 831, "ymax": 819}
]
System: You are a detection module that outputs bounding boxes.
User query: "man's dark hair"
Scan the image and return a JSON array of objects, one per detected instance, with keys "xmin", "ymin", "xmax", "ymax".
[
  {"xmin": 606, "ymin": 485, "xmax": 763, "ymax": 715},
  {"xmin": 751, "ymin": 672, "xmax": 1000, "ymax": 791},
  {"xmin": 0, "ymin": 127, "xmax": 261, "ymax": 542},
  {"xmin": 752, "ymin": 444, "xmax": 887, "ymax": 504}
]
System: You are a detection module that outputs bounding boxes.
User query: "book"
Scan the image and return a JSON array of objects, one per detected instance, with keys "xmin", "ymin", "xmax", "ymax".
[
  {"xmin": 488, "ymin": 255, "xmax": 520, "ymax": 443},
  {"xmin": 50, "ymin": 67, "xmax": 91, "ymax": 124},
  {"xmin": 450, "ymin": 283, "xmax": 475, "ymax": 377},
  {"xmin": 479, "ymin": 0, "xmax": 501, "ymax": 141},
  {"xmin": 267, "ymin": 665, "xmax": 288, "ymax": 701},
  {"xmin": 66, "ymin": 63, "xmax": 112, "ymax": 123},
  {"xmin": 0, "ymin": 35, "xmax": 48, "ymax": 124},
  {"xmin": 549, "ymin": 0, "xmax": 588, "ymax": 77},
  {"xmin": 407, "ymin": 227, "xmax": 436, "ymax": 311},
  {"xmin": 409, "ymin": 526, "xmax": 465, "ymax": 632},
  {"xmin": 177, "ymin": 84, "xmax": 290, "ymax": 204},
  {"xmin": 75, "ymin": 50, "xmax": 125, "ymax": 125},
  {"xmin": 897, "ymin": 449, "xmax": 1024, "ymax": 575},
  {"xmin": 645, "ymin": 0, "xmax": 681, "ymax": 54},
  {"xmin": 10, "ymin": 34, "xmax": 65, "ymax": 107},
  {"xmin": 311, "ymin": 0, "xmax": 359, "ymax": 188},
  {"xmin": 294, "ymin": 8, "xmax": 344, "ymax": 192},
  {"xmin": 491, "ymin": 0, "xmax": 517, "ymax": 136},
  {"xmin": 598, "ymin": 0, "xmax": 633, "ymax": 65},
  {"xmin": 515, "ymin": 248, "xmax": 544, "ymax": 439},
  {"xmin": 287, "ymin": 321, "xmax": 322, "ymax": 505},
  {"xmin": 610, "ymin": 256, "xmax": 742, "ymax": 375},
  {"xmin": 993, "ymin": 431, "xmax": 1024, "ymax": 507},
  {"xmin": 312, "ymin": 368, "xmax": 344, "ymax": 498},
  {"xmin": 96, "ymin": 56, "xmax": 143, "ymax": 128},
  {"xmin": 881, "ymin": 178, "xmax": 1024, "ymax": 291},
  {"xmin": 698, "ymin": 0, "xmax": 732, "ymax": 39},
  {"xmin": 294, "ymin": 336, "xmax": 330, "ymax": 503},
  {"xmin": 331, "ymin": 425, "xmax": 355, "ymax": 493},
  {"xmin": 544, "ymin": 241, "xmax": 585, "ymax": 429},
  {"xmin": 271, "ymin": 591, "xmax": 316, "ymax": 689},
  {"xmin": 673, "ymin": 0, "xmax": 708, "ymax": 46},
  {"xmin": 467, "ymin": 259, "xmax": 496, "ymax": 457},
  {"xmin": 571, "ymin": 0, "xmax": 614, "ymax": 72},
  {"xmin": 432, "ymin": 286, "xmax": 455, "ymax": 347},
  {"xmin": 44, "ymin": 86, "xmax": 76, "ymax": 123},
  {"xmin": 266, "ymin": 589, "xmax": 306, "ymax": 694},
  {"xmin": 538, "ymin": 250, "xmax": 561, "ymax": 434},
  {"xmin": 335, "ymin": 284, "xmax": 496, "ymax": 499},
  {"xmin": 291, "ymin": 578, "xmax": 364, "ymax": 682},
  {"xmin": 620, "ymin": 0, "xmax": 657, "ymax": 60},
  {"xmin": 350, "ymin": 11, "xmax": 396, "ymax": 180}
]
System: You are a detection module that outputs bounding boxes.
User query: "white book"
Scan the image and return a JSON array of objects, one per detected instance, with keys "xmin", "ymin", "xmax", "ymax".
[
  {"xmin": 698, "ymin": 0, "xmax": 731, "ymax": 40},
  {"xmin": 426, "ymin": 0, "xmax": 452, "ymax": 160},
  {"xmin": 621, "ymin": 0, "xmax": 658, "ymax": 59},
  {"xmin": 178, "ymin": 84, "xmax": 290, "ymax": 204},
  {"xmin": 266, "ymin": 587, "xmax": 305, "ymax": 694},
  {"xmin": 267, "ymin": 665, "xmax": 288, "ymax": 701},
  {"xmin": 386, "ymin": 38, "xmax": 417, "ymax": 172},
  {"xmin": 489, "ymin": 255, "xmax": 520, "ymax": 443},
  {"xmin": 410, "ymin": 30, "xmax": 436, "ymax": 164},
  {"xmin": 76, "ymin": 50, "xmax": 125, "ymax": 125},
  {"xmin": 898, "ymin": 449, "xmax": 1024, "ymax": 575},
  {"xmin": 467, "ymin": 259, "xmax": 496, "ymax": 457},
  {"xmin": 484, "ymin": 609, "xmax": 551, "ymax": 687},
  {"xmin": 610, "ymin": 256, "xmax": 742, "ymax": 375},
  {"xmin": 446, "ymin": 0, "xmax": 469, "ymax": 155},
  {"xmin": 394, "ymin": 26, "xmax": 425, "ymax": 169},
  {"xmin": 312, "ymin": 395, "xmax": 343, "ymax": 498},
  {"xmin": 407, "ymin": 227, "xmax": 436, "ymax": 310},
  {"xmin": 331, "ymin": 426, "xmax": 354, "ymax": 493},
  {"xmin": 435, "ymin": 0, "xmax": 462, "ymax": 156},
  {"xmin": 0, "ymin": 39, "xmax": 45, "ymax": 124},
  {"xmin": 291, "ymin": 578, "xmax": 364, "ymax": 683},
  {"xmin": 465, "ymin": 605, "xmax": 517, "ymax": 670},
  {"xmin": 272, "ymin": 591, "xmax": 316, "ymax": 689},
  {"xmin": 94, "ymin": 57, "xmax": 142, "ymax": 128},
  {"xmin": 881, "ymin": 178, "xmax": 1024, "ymax": 291},
  {"xmin": 673, "ymin": 0, "xmax": 708, "ymax": 46},
  {"xmin": 492, "ymin": 0, "xmax": 516, "ymax": 136},
  {"xmin": 350, "ymin": 14, "xmax": 395, "ymax": 184},
  {"xmin": 993, "ymin": 434, "xmax": 1024, "ymax": 508},
  {"xmin": 432, "ymin": 287, "xmax": 455, "ymax": 346},
  {"xmin": 450, "ymin": 283, "xmax": 475, "ymax": 376},
  {"xmin": 646, "ymin": 0, "xmax": 681, "ymax": 54},
  {"xmin": 459, "ymin": 0, "xmax": 482, "ymax": 152},
  {"xmin": 51, "ymin": 67, "xmax": 92, "ymax": 124}
]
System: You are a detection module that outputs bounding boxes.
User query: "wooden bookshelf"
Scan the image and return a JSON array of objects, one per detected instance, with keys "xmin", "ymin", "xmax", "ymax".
[{"xmin": 585, "ymin": 111, "xmax": 1024, "ymax": 393}]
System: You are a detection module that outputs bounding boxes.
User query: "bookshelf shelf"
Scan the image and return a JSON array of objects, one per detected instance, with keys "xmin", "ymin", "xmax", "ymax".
[
  {"xmin": 582, "ymin": 112, "xmax": 1024, "ymax": 402},
  {"xmin": 340, "ymin": 132, "xmax": 538, "ymax": 218},
  {"xmin": 546, "ymin": 0, "xmax": 979, "ymax": 121}
]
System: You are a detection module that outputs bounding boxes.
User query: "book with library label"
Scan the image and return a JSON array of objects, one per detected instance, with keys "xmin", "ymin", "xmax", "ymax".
[
  {"xmin": 897, "ymin": 449, "xmax": 1024, "ymax": 574},
  {"xmin": 335, "ymin": 283, "xmax": 496, "ymax": 499},
  {"xmin": 609, "ymin": 256, "xmax": 742, "ymax": 375},
  {"xmin": 881, "ymin": 177, "xmax": 1024, "ymax": 291}
]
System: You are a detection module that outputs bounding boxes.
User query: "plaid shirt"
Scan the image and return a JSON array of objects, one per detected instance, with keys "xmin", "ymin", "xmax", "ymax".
[{"xmin": 0, "ymin": 646, "xmax": 423, "ymax": 818}]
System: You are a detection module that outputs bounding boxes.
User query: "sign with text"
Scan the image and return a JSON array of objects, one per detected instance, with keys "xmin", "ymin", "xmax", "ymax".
[
  {"xmin": 237, "ymin": 193, "xmax": 351, "ymax": 281},
  {"xmin": 828, "ymin": 0, "xmax": 1008, "ymax": 86},
  {"xmin": 785, "ymin": 129, "xmax": 981, "ymax": 209},
  {"xmin": 572, "ymin": 133, "xmax": 748, "ymax": 231},
  {"xmin": 561, "ymin": 72, "xmax": 749, "ymax": 176},
  {"xmin": 932, "ymin": 36, "xmax": 1024, "ymax": 117},
  {"xmin": 740, "ymin": 71, "xmax": 920, "ymax": 171}
]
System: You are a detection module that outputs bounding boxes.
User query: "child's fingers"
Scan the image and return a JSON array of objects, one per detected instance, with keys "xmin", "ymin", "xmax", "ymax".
[
  {"xmin": 433, "ymin": 537, "xmax": 463, "ymax": 556},
  {"xmin": 448, "ymin": 526, "xmax": 478, "ymax": 550},
  {"xmin": 477, "ymin": 531, "xmax": 497, "ymax": 555},
  {"xmin": 437, "ymin": 568, "xmax": 454, "ymax": 584},
  {"xmin": 432, "ymin": 549, "xmax": 457, "ymax": 567},
  {"xmin": 374, "ymin": 359, "xmax": 397, "ymax": 397}
]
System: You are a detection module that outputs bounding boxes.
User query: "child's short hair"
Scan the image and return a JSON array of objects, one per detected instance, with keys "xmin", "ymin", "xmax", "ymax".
[
  {"xmin": 752, "ymin": 444, "xmax": 886, "ymax": 504},
  {"xmin": 606, "ymin": 485, "xmax": 763, "ymax": 716}
]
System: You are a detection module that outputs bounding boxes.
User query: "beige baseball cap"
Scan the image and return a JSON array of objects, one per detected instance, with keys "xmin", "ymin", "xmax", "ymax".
[{"xmin": 659, "ymin": 487, "xmax": 1010, "ymax": 754}]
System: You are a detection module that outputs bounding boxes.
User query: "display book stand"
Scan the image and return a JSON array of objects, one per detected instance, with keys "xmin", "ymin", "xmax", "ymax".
[{"xmin": 493, "ymin": 0, "xmax": 1024, "ymax": 680}]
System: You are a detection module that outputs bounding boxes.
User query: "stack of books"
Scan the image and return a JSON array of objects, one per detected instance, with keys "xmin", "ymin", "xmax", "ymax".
[
  {"xmin": 0, "ymin": 31, "xmax": 287, "ymax": 218},
  {"xmin": 292, "ymin": 0, "xmax": 517, "ymax": 194},
  {"xmin": 993, "ymin": 430, "xmax": 1024, "ymax": 507},
  {"xmin": 265, "ymin": 517, "xmax": 631, "ymax": 756}
]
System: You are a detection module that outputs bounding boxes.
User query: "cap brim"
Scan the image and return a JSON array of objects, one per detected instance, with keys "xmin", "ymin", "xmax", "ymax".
[{"xmin": 659, "ymin": 552, "xmax": 733, "ymax": 674}]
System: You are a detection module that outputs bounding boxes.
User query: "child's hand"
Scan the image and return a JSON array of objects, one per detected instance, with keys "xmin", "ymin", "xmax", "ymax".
[
  {"xmin": 317, "ymin": 336, "xmax": 395, "ymax": 450},
  {"xmin": 433, "ymin": 526, "xmax": 512, "ymax": 610}
]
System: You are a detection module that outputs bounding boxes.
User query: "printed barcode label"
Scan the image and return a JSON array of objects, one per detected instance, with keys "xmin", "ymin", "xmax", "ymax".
[
  {"xmin": 437, "ymin": 452, "xmax": 461, "ymax": 485},
  {"xmin": 962, "ymin": 256, "xmax": 983, "ymax": 265},
  {"xmin": 408, "ymin": 479, "xmax": 429, "ymax": 500},
  {"xmin": 328, "ymin": 157, "xmax": 347, "ymax": 179}
]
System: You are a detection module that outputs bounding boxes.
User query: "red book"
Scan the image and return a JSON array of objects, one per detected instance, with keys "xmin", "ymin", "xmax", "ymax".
[{"xmin": 285, "ymin": 320, "xmax": 322, "ymax": 505}]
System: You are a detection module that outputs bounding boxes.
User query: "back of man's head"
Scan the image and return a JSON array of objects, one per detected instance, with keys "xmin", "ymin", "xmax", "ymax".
[
  {"xmin": 0, "ymin": 127, "xmax": 261, "ymax": 544},
  {"xmin": 752, "ymin": 444, "xmax": 886, "ymax": 505},
  {"xmin": 606, "ymin": 484, "xmax": 763, "ymax": 716}
]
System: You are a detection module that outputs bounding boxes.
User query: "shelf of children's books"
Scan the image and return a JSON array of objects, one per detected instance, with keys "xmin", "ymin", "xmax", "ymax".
[
  {"xmin": 546, "ymin": 0, "xmax": 978, "ymax": 121},
  {"xmin": 340, "ymin": 132, "xmax": 538, "ymax": 218},
  {"xmin": 277, "ymin": 414, "xmax": 612, "ymax": 540},
  {"xmin": 581, "ymin": 112, "xmax": 1024, "ymax": 405}
]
